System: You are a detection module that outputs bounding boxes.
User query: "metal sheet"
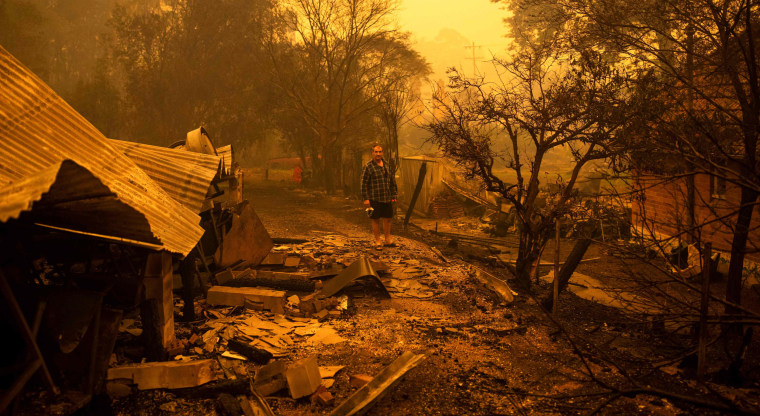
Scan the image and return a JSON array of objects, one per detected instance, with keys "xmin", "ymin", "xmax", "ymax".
[
  {"xmin": 318, "ymin": 257, "xmax": 390, "ymax": 299},
  {"xmin": 0, "ymin": 45, "xmax": 203, "ymax": 255},
  {"xmin": 185, "ymin": 127, "xmax": 216, "ymax": 155},
  {"xmin": 216, "ymin": 144, "xmax": 233, "ymax": 175},
  {"xmin": 214, "ymin": 201, "xmax": 273, "ymax": 268},
  {"xmin": 329, "ymin": 351, "xmax": 426, "ymax": 416},
  {"xmin": 472, "ymin": 267, "xmax": 515, "ymax": 304},
  {"xmin": 0, "ymin": 160, "xmax": 161, "ymax": 246},
  {"xmin": 110, "ymin": 139, "xmax": 220, "ymax": 213}
]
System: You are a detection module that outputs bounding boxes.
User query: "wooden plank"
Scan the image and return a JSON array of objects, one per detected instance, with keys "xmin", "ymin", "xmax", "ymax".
[
  {"xmin": 144, "ymin": 252, "xmax": 175, "ymax": 348},
  {"xmin": 329, "ymin": 352, "xmax": 425, "ymax": 416},
  {"xmin": 207, "ymin": 286, "xmax": 286, "ymax": 308},
  {"xmin": 107, "ymin": 359, "xmax": 218, "ymax": 390}
]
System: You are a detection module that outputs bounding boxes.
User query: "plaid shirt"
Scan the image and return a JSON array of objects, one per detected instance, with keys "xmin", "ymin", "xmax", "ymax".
[{"xmin": 361, "ymin": 159, "xmax": 397, "ymax": 203}]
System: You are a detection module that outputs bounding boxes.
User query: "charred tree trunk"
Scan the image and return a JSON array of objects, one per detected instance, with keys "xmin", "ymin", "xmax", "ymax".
[
  {"xmin": 686, "ymin": 173, "xmax": 696, "ymax": 242},
  {"xmin": 541, "ymin": 238, "xmax": 592, "ymax": 310},
  {"xmin": 725, "ymin": 186, "xmax": 759, "ymax": 314},
  {"xmin": 387, "ymin": 120, "xmax": 400, "ymax": 174},
  {"xmin": 323, "ymin": 144, "xmax": 340, "ymax": 194},
  {"xmin": 514, "ymin": 223, "xmax": 545, "ymax": 289},
  {"xmin": 404, "ymin": 161, "xmax": 426, "ymax": 229}
]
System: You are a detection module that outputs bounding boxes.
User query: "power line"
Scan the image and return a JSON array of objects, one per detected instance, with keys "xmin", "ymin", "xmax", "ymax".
[{"xmin": 464, "ymin": 42, "xmax": 484, "ymax": 77}]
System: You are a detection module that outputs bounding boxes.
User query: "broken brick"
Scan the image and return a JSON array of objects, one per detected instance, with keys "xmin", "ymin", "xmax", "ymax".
[
  {"xmin": 349, "ymin": 374, "xmax": 372, "ymax": 388},
  {"xmin": 167, "ymin": 338, "xmax": 187, "ymax": 356},
  {"xmin": 314, "ymin": 309, "xmax": 329, "ymax": 321},
  {"xmin": 284, "ymin": 256, "xmax": 301, "ymax": 268},
  {"xmin": 106, "ymin": 380, "xmax": 132, "ymax": 399},
  {"xmin": 310, "ymin": 385, "xmax": 334, "ymax": 406},
  {"xmin": 254, "ymin": 377, "xmax": 287, "ymax": 397}
]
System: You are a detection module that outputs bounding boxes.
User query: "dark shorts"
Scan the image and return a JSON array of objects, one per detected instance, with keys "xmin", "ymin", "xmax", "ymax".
[{"xmin": 369, "ymin": 200, "xmax": 393, "ymax": 219}]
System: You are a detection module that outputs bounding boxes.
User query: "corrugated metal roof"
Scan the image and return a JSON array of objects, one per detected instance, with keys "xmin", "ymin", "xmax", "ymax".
[
  {"xmin": 0, "ymin": 45, "xmax": 203, "ymax": 255},
  {"xmin": 0, "ymin": 159, "xmax": 162, "ymax": 246},
  {"xmin": 110, "ymin": 139, "xmax": 220, "ymax": 213},
  {"xmin": 217, "ymin": 144, "xmax": 233, "ymax": 175}
]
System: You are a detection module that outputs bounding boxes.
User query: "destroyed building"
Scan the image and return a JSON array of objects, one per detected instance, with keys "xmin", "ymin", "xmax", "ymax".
[
  {"xmin": 0, "ymin": 44, "xmax": 276, "ymax": 412},
  {"xmin": 0, "ymin": 44, "xmax": 435, "ymax": 415}
]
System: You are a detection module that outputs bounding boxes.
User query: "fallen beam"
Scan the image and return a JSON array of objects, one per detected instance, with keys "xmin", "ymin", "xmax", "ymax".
[
  {"xmin": 329, "ymin": 351, "xmax": 425, "ymax": 416},
  {"xmin": 206, "ymin": 286, "xmax": 286, "ymax": 312},
  {"xmin": 223, "ymin": 270, "xmax": 315, "ymax": 292},
  {"xmin": 172, "ymin": 379, "xmax": 250, "ymax": 398},
  {"xmin": 431, "ymin": 230, "xmax": 517, "ymax": 248},
  {"xmin": 227, "ymin": 339, "xmax": 273, "ymax": 364},
  {"xmin": 107, "ymin": 359, "xmax": 218, "ymax": 390}
]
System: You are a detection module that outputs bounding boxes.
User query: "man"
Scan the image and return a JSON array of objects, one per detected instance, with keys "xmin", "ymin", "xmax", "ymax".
[{"xmin": 361, "ymin": 144, "xmax": 398, "ymax": 250}]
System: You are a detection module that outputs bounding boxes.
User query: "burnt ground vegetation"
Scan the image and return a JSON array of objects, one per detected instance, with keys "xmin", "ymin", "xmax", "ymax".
[{"xmin": 104, "ymin": 173, "xmax": 760, "ymax": 416}]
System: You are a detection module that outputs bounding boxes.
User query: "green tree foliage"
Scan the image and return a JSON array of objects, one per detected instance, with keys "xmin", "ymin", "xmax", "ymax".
[
  {"xmin": 0, "ymin": 0, "xmax": 51, "ymax": 79},
  {"xmin": 0, "ymin": 0, "xmax": 147, "ymax": 136},
  {"xmin": 67, "ymin": 59, "xmax": 121, "ymax": 137},
  {"xmin": 109, "ymin": 0, "xmax": 282, "ymax": 146}
]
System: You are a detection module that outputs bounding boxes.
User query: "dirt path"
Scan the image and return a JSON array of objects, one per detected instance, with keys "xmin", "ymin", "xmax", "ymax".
[{"xmin": 243, "ymin": 179, "xmax": 692, "ymax": 415}]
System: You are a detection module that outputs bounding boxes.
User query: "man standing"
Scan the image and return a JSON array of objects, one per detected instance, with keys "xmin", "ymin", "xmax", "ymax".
[{"xmin": 361, "ymin": 144, "xmax": 398, "ymax": 250}]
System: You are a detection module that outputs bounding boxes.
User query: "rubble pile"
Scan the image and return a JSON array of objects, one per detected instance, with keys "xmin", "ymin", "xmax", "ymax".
[{"xmin": 93, "ymin": 231, "xmax": 489, "ymax": 414}]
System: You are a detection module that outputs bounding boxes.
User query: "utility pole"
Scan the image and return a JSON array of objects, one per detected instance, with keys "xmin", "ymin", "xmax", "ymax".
[{"xmin": 464, "ymin": 41, "xmax": 483, "ymax": 77}]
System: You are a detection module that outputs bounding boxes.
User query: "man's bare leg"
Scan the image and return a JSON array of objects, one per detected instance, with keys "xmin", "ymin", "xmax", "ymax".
[
  {"xmin": 371, "ymin": 218, "xmax": 383, "ymax": 246},
  {"xmin": 382, "ymin": 218, "xmax": 392, "ymax": 244}
]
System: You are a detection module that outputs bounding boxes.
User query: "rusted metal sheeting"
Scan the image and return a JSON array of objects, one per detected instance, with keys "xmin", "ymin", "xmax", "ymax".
[
  {"xmin": 0, "ymin": 46, "xmax": 203, "ymax": 255},
  {"xmin": 0, "ymin": 160, "xmax": 163, "ymax": 248},
  {"xmin": 216, "ymin": 144, "xmax": 233, "ymax": 175},
  {"xmin": 110, "ymin": 139, "xmax": 221, "ymax": 213},
  {"xmin": 318, "ymin": 257, "xmax": 390, "ymax": 299}
]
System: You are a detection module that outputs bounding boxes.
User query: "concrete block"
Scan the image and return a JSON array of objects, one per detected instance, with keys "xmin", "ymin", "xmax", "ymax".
[
  {"xmin": 253, "ymin": 360, "xmax": 287, "ymax": 396},
  {"xmin": 284, "ymin": 355, "xmax": 321, "ymax": 399}
]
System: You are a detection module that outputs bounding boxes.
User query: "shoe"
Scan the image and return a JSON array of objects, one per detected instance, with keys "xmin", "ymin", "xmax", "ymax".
[
  {"xmin": 374, "ymin": 244, "xmax": 384, "ymax": 251},
  {"xmin": 384, "ymin": 242, "xmax": 398, "ymax": 247}
]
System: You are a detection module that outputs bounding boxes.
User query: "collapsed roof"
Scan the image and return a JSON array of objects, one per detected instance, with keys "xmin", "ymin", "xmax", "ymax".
[
  {"xmin": 0, "ymin": 45, "xmax": 208, "ymax": 255},
  {"xmin": 110, "ymin": 139, "xmax": 221, "ymax": 214}
]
